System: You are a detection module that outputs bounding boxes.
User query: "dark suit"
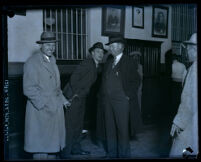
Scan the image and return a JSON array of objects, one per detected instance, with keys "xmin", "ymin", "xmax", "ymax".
[
  {"xmin": 62, "ymin": 57, "xmax": 98, "ymax": 156},
  {"xmin": 101, "ymin": 54, "xmax": 140, "ymax": 158}
]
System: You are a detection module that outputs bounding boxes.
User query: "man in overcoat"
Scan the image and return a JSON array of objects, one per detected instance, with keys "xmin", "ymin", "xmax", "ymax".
[
  {"xmin": 101, "ymin": 36, "xmax": 140, "ymax": 158},
  {"xmin": 169, "ymin": 33, "xmax": 198, "ymax": 158},
  {"xmin": 23, "ymin": 31, "xmax": 70, "ymax": 160},
  {"xmin": 61, "ymin": 42, "xmax": 107, "ymax": 158}
]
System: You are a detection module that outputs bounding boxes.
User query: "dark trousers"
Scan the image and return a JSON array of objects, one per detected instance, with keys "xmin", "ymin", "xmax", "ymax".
[
  {"xmin": 62, "ymin": 97, "xmax": 86, "ymax": 156},
  {"xmin": 104, "ymin": 97, "xmax": 130, "ymax": 158}
]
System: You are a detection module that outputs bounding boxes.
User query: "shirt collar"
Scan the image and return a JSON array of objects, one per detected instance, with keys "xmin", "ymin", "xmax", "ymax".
[
  {"xmin": 44, "ymin": 54, "xmax": 50, "ymax": 62},
  {"xmin": 94, "ymin": 59, "xmax": 99, "ymax": 68},
  {"xmin": 114, "ymin": 53, "xmax": 123, "ymax": 64}
]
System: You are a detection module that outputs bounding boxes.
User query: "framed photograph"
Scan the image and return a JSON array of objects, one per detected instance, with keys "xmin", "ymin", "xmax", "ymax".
[
  {"xmin": 132, "ymin": 6, "xmax": 144, "ymax": 28},
  {"xmin": 101, "ymin": 7, "xmax": 125, "ymax": 36},
  {"xmin": 152, "ymin": 6, "xmax": 169, "ymax": 38}
]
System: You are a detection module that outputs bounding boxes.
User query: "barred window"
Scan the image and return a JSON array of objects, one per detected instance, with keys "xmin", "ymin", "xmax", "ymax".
[{"xmin": 43, "ymin": 8, "xmax": 88, "ymax": 61}]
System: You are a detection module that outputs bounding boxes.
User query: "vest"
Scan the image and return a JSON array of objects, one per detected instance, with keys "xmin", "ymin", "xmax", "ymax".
[{"xmin": 104, "ymin": 63, "xmax": 126, "ymax": 100}]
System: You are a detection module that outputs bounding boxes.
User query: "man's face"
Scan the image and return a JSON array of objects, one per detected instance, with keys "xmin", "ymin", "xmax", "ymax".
[
  {"xmin": 186, "ymin": 44, "xmax": 197, "ymax": 62},
  {"xmin": 40, "ymin": 42, "xmax": 56, "ymax": 57},
  {"xmin": 109, "ymin": 42, "xmax": 124, "ymax": 57},
  {"xmin": 92, "ymin": 48, "xmax": 104, "ymax": 63}
]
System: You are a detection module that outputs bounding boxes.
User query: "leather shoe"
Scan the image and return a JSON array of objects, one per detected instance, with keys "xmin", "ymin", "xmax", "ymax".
[{"xmin": 71, "ymin": 150, "xmax": 90, "ymax": 155}]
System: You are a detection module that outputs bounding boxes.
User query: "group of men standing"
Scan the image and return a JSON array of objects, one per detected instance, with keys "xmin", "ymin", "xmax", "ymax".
[
  {"xmin": 23, "ymin": 31, "xmax": 198, "ymax": 159},
  {"xmin": 23, "ymin": 31, "xmax": 142, "ymax": 160}
]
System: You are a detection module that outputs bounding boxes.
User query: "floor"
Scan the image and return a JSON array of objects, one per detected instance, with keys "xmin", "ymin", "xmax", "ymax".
[
  {"xmin": 10, "ymin": 120, "xmax": 172, "ymax": 160},
  {"xmin": 67, "ymin": 123, "xmax": 172, "ymax": 160},
  {"xmin": 7, "ymin": 76, "xmax": 175, "ymax": 160}
]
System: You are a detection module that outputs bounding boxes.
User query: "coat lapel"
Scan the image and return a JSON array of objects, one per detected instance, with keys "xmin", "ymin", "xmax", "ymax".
[
  {"xmin": 50, "ymin": 57, "xmax": 60, "ymax": 87},
  {"xmin": 40, "ymin": 52, "xmax": 58, "ymax": 86}
]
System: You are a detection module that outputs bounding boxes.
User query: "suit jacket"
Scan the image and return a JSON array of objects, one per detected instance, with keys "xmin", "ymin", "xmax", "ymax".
[
  {"xmin": 63, "ymin": 57, "xmax": 98, "ymax": 99},
  {"xmin": 102, "ymin": 54, "xmax": 140, "ymax": 100},
  {"xmin": 23, "ymin": 51, "xmax": 67, "ymax": 152},
  {"xmin": 101, "ymin": 54, "xmax": 142, "ymax": 135}
]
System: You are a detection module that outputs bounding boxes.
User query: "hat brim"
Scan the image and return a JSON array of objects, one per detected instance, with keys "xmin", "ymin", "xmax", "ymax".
[
  {"xmin": 36, "ymin": 40, "xmax": 59, "ymax": 44},
  {"xmin": 89, "ymin": 47, "xmax": 107, "ymax": 54},
  {"xmin": 105, "ymin": 40, "xmax": 126, "ymax": 46},
  {"xmin": 183, "ymin": 41, "xmax": 197, "ymax": 45}
]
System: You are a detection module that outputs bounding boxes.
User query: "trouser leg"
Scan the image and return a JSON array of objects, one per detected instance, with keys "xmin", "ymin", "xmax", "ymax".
[
  {"xmin": 112, "ymin": 98, "xmax": 130, "ymax": 158},
  {"xmin": 104, "ymin": 99, "xmax": 118, "ymax": 158},
  {"xmin": 62, "ymin": 98, "xmax": 82, "ymax": 156},
  {"xmin": 71, "ymin": 98, "xmax": 86, "ymax": 152}
]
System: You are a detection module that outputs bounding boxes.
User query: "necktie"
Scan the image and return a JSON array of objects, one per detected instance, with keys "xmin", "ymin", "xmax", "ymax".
[{"xmin": 112, "ymin": 57, "xmax": 117, "ymax": 68}]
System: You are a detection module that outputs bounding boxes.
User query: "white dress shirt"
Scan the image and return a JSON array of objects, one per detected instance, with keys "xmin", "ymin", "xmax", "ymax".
[
  {"xmin": 113, "ymin": 53, "xmax": 123, "ymax": 66},
  {"xmin": 171, "ymin": 60, "xmax": 187, "ymax": 83},
  {"xmin": 44, "ymin": 55, "xmax": 50, "ymax": 62}
]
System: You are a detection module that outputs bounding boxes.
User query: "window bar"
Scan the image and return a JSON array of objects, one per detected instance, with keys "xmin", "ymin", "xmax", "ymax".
[
  {"xmin": 172, "ymin": 6, "xmax": 175, "ymax": 41},
  {"xmin": 182, "ymin": 5, "xmax": 184, "ymax": 41},
  {"xmin": 192, "ymin": 7, "xmax": 194, "ymax": 33},
  {"xmin": 194, "ymin": 7, "xmax": 196, "ymax": 33},
  {"xmin": 44, "ymin": 10, "xmax": 47, "ymax": 31},
  {"xmin": 183, "ymin": 5, "xmax": 185, "ymax": 41},
  {"xmin": 178, "ymin": 5, "xmax": 180, "ymax": 41},
  {"xmin": 61, "ymin": 9, "xmax": 64, "ymax": 59},
  {"xmin": 192, "ymin": 8, "xmax": 194, "ymax": 34},
  {"xmin": 50, "ymin": 9, "xmax": 52, "ymax": 31},
  {"xmin": 76, "ymin": 8, "xmax": 78, "ymax": 60},
  {"xmin": 185, "ymin": 5, "xmax": 187, "ymax": 40},
  {"xmin": 177, "ymin": 5, "xmax": 180, "ymax": 41},
  {"xmin": 55, "ymin": 9, "xmax": 58, "ymax": 58},
  {"xmin": 191, "ymin": 8, "xmax": 193, "ymax": 34},
  {"xmin": 66, "ymin": 9, "xmax": 68, "ymax": 59},
  {"xmin": 186, "ymin": 5, "xmax": 189, "ymax": 40},
  {"xmin": 188, "ymin": 6, "xmax": 191, "ymax": 37},
  {"xmin": 175, "ymin": 5, "xmax": 177, "ymax": 41},
  {"xmin": 187, "ymin": 5, "xmax": 189, "ymax": 40},
  {"xmin": 85, "ymin": 9, "xmax": 88, "ymax": 59},
  {"xmin": 71, "ymin": 9, "xmax": 74, "ymax": 60},
  {"xmin": 81, "ymin": 8, "xmax": 83, "ymax": 59}
]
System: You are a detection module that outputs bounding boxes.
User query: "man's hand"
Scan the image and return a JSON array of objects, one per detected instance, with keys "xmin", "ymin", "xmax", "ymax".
[
  {"xmin": 63, "ymin": 100, "xmax": 71, "ymax": 109},
  {"xmin": 170, "ymin": 123, "xmax": 183, "ymax": 137}
]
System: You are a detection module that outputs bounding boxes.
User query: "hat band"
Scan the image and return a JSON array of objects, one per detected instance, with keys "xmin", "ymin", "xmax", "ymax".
[{"xmin": 41, "ymin": 37, "xmax": 56, "ymax": 41}]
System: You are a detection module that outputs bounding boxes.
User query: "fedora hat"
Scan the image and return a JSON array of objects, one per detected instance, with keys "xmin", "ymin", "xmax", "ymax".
[
  {"xmin": 36, "ymin": 31, "xmax": 59, "ymax": 44},
  {"xmin": 105, "ymin": 36, "xmax": 126, "ymax": 45},
  {"xmin": 183, "ymin": 33, "xmax": 197, "ymax": 45},
  {"xmin": 89, "ymin": 42, "xmax": 107, "ymax": 54}
]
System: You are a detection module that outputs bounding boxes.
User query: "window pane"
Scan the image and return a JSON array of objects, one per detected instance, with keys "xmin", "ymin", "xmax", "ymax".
[{"xmin": 43, "ymin": 8, "xmax": 87, "ymax": 60}]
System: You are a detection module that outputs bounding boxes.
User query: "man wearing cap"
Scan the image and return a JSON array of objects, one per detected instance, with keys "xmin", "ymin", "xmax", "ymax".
[
  {"xmin": 102, "ymin": 36, "xmax": 140, "ymax": 158},
  {"xmin": 169, "ymin": 33, "xmax": 198, "ymax": 157},
  {"xmin": 23, "ymin": 31, "xmax": 71, "ymax": 160},
  {"xmin": 61, "ymin": 42, "xmax": 106, "ymax": 158}
]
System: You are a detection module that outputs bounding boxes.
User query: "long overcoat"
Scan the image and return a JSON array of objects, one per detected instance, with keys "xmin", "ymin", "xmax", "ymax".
[
  {"xmin": 23, "ymin": 51, "xmax": 67, "ymax": 153},
  {"xmin": 169, "ymin": 61, "xmax": 198, "ymax": 157}
]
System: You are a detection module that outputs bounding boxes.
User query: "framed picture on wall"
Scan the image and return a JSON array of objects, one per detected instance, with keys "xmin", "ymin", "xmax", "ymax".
[
  {"xmin": 101, "ymin": 7, "xmax": 125, "ymax": 36},
  {"xmin": 132, "ymin": 6, "xmax": 144, "ymax": 28},
  {"xmin": 152, "ymin": 6, "xmax": 169, "ymax": 38}
]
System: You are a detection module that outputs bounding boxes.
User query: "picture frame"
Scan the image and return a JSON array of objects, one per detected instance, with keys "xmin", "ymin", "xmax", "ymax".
[
  {"xmin": 101, "ymin": 7, "xmax": 125, "ymax": 36},
  {"xmin": 132, "ymin": 6, "xmax": 144, "ymax": 28},
  {"xmin": 152, "ymin": 6, "xmax": 169, "ymax": 38}
]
